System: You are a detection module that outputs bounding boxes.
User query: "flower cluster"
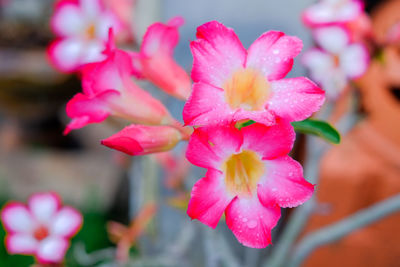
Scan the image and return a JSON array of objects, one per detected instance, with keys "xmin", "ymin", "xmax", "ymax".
[
  {"xmin": 48, "ymin": 0, "xmax": 134, "ymax": 73},
  {"xmin": 1, "ymin": 193, "xmax": 82, "ymax": 264},
  {"xmin": 302, "ymin": 0, "xmax": 370, "ymax": 99},
  {"xmin": 182, "ymin": 21, "xmax": 325, "ymax": 248},
  {"xmin": 63, "ymin": 18, "xmax": 192, "ymax": 156}
]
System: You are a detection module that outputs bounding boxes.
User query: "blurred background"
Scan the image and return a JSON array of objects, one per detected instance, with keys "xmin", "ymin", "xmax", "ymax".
[{"xmin": 0, "ymin": 0, "xmax": 399, "ymax": 266}]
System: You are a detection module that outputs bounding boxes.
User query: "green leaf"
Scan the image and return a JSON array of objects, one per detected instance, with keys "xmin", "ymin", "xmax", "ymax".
[
  {"xmin": 291, "ymin": 119, "xmax": 341, "ymax": 144},
  {"xmin": 236, "ymin": 120, "xmax": 256, "ymax": 129}
]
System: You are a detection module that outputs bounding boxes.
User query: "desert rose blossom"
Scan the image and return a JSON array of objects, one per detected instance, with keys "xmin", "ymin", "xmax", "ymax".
[
  {"xmin": 130, "ymin": 17, "xmax": 191, "ymax": 100},
  {"xmin": 1, "ymin": 192, "xmax": 82, "ymax": 264},
  {"xmin": 48, "ymin": 0, "xmax": 124, "ymax": 73},
  {"xmin": 302, "ymin": 26, "xmax": 369, "ymax": 99},
  {"xmin": 302, "ymin": 0, "xmax": 364, "ymax": 27},
  {"xmin": 101, "ymin": 124, "xmax": 185, "ymax": 156},
  {"xmin": 102, "ymin": 0, "xmax": 136, "ymax": 42},
  {"xmin": 186, "ymin": 122, "xmax": 314, "ymax": 248},
  {"xmin": 64, "ymin": 31, "xmax": 177, "ymax": 135},
  {"xmin": 183, "ymin": 21, "xmax": 324, "ymax": 127}
]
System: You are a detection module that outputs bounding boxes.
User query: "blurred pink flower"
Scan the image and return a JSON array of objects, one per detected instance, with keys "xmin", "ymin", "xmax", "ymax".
[
  {"xmin": 302, "ymin": 0, "xmax": 364, "ymax": 27},
  {"xmin": 1, "ymin": 192, "xmax": 82, "ymax": 264},
  {"xmin": 48, "ymin": 0, "xmax": 124, "ymax": 73},
  {"xmin": 130, "ymin": 17, "xmax": 191, "ymax": 100},
  {"xmin": 102, "ymin": 0, "xmax": 136, "ymax": 42},
  {"xmin": 101, "ymin": 125, "xmax": 183, "ymax": 156},
  {"xmin": 64, "ymin": 31, "xmax": 175, "ymax": 135},
  {"xmin": 183, "ymin": 21, "xmax": 324, "ymax": 127},
  {"xmin": 302, "ymin": 26, "xmax": 369, "ymax": 99},
  {"xmin": 186, "ymin": 122, "xmax": 314, "ymax": 248}
]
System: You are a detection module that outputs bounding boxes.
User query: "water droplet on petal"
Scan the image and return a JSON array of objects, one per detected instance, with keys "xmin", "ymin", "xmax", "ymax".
[
  {"xmin": 242, "ymin": 218, "xmax": 248, "ymax": 223},
  {"xmin": 247, "ymin": 220, "xmax": 257, "ymax": 229}
]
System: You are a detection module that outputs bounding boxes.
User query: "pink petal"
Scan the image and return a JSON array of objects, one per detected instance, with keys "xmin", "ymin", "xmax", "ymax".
[
  {"xmin": 5, "ymin": 234, "xmax": 38, "ymax": 255},
  {"xmin": 187, "ymin": 169, "xmax": 234, "ymax": 228},
  {"xmin": 301, "ymin": 48, "xmax": 334, "ymax": 84},
  {"xmin": 340, "ymin": 43, "xmax": 369, "ymax": 79},
  {"xmin": 47, "ymin": 38, "xmax": 84, "ymax": 73},
  {"xmin": 64, "ymin": 90, "xmax": 119, "ymax": 133},
  {"xmin": 241, "ymin": 121, "xmax": 295, "ymax": 159},
  {"xmin": 36, "ymin": 237, "xmax": 69, "ymax": 264},
  {"xmin": 186, "ymin": 124, "xmax": 243, "ymax": 170},
  {"xmin": 101, "ymin": 125, "xmax": 182, "ymax": 156},
  {"xmin": 269, "ymin": 77, "xmax": 325, "ymax": 122},
  {"xmin": 1, "ymin": 203, "xmax": 34, "ymax": 233},
  {"xmin": 232, "ymin": 109, "xmax": 276, "ymax": 127},
  {"xmin": 225, "ymin": 196, "xmax": 281, "ymax": 248},
  {"xmin": 190, "ymin": 21, "xmax": 246, "ymax": 87},
  {"xmin": 183, "ymin": 82, "xmax": 232, "ymax": 126},
  {"xmin": 313, "ymin": 26, "xmax": 350, "ymax": 54},
  {"xmin": 141, "ymin": 16, "xmax": 184, "ymax": 57},
  {"xmin": 51, "ymin": 1, "xmax": 84, "ymax": 37},
  {"xmin": 246, "ymin": 31, "xmax": 303, "ymax": 81},
  {"xmin": 28, "ymin": 192, "xmax": 61, "ymax": 224},
  {"xmin": 258, "ymin": 156, "xmax": 314, "ymax": 208},
  {"xmin": 302, "ymin": 0, "xmax": 363, "ymax": 27},
  {"xmin": 50, "ymin": 207, "xmax": 82, "ymax": 238}
]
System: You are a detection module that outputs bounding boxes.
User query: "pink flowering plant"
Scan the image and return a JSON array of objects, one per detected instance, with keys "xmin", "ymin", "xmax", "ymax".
[
  {"xmin": 1, "ymin": 192, "xmax": 82, "ymax": 265},
  {"xmin": 302, "ymin": 0, "xmax": 371, "ymax": 100},
  {"xmin": 1, "ymin": 3, "xmax": 347, "ymax": 265}
]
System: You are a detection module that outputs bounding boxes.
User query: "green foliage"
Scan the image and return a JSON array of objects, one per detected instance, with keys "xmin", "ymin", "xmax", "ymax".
[{"xmin": 291, "ymin": 119, "xmax": 341, "ymax": 144}]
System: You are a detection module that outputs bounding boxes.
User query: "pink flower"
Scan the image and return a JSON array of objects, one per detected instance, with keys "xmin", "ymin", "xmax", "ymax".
[
  {"xmin": 302, "ymin": 26, "xmax": 369, "ymax": 99},
  {"xmin": 64, "ymin": 31, "xmax": 175, "ymax": 135},
  {"xmin": 183, "ymin": 21, "xmax": 324, "ymax": 127},
  {"xmin": 302, "ymin": 0, "xmax": 364, "ymax": 27},
  {"xmin": 1, "ymin": 192, "xmax": 82, "ymax": 264},
  {"xmin": 48, "ymin": 0, "xmax": 124, "ymax": 73},
  {"xmin": 130, "ymin": 17, "xmax": 191, "ymax": 100},
  {"xmin": 101, "ymin": 125, "xmax": 183, "ymax": 156},
  {"xmin": 186, "ymin": 122, "xmax": 314, "ymax": 248}
]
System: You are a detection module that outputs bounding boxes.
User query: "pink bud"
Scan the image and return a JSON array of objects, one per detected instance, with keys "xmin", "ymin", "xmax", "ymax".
[{"xmin": 101, "ymin": 125, "xmax": 182, "ymax": 156}]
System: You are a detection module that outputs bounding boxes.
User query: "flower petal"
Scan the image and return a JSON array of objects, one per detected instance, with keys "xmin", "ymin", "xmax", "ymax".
[
  {"xmin": 141, "ymin": 16, "xmax": 184, "ymax": 57},
  {"xmin": 1, "ymin": 203, "xmax": 34, "ymax": 233},
  {"xmin": 301, "ymin": 48, "xmax": 334, "ymax": 84},
  {"xmin": 183, "ymin": 82, "xmax": 232, "ymax": 126},
  {"xmin": 269, "ymin": 77, "xmax": 325, "ymax": 122},
  {"xmin": 241, "ymin": 121, "xmax": 295, "ymax": 160},
  {"xmin": 225, "ymin": 196, "xmax": 281, "ymax": 248},
  {"xmin": 28, "ymin": 193, "xmax": 61, "ymax": 224},
  {"xmin": 5, "ymin": 234, "xmax": 38, "ymax": 255},
  {"xmin": 187, "ymin": 169, "xmax": 234, "ymax": 228},
  {"xmin": 313, "ymin": 26, "xmax": 350, "ymax": 54},
  {"xmin": 47, "ymin": 38, "xmax": 84, "ymax": 73},
  {"xmin": 51, "ymin": 1, "xmax": 85, "ymax": 37},
  {"xmin": 340, "ymin": 43, "xmax": 369, "ymax": 79},
  {"xmin": 36, "ymin": 237, "xmax": 69, "ymax": 264},
  {"xmin": 50, "ymin": 207, "xmax": 82, "ymax": 238},
  {"xmin": 64, "ymin": 90, "xmax": 119, "ymax": 133},
  {"xmin": 246, "ymin": 31, "xmax": 303, "ymax": 81},
  {"xmin": 258, "ymin": 156, "xmax": 314, "ymax": 208},
  {"xmin": 186, "ymin": 124, "xmax": 243, "ymax": 170},
  {"xmin": 190, "ymin": 21, "xmax": 246, "ymax": 87}
]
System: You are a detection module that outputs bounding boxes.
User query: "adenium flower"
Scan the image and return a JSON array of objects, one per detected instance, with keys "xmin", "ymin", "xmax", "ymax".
[
  {"xmin": 186, "ymin": 122, "xmax": 314, "ymax": 248},
  {"xmin": 102, "ymin": 0, "xmax": 136, "ymax": 42},
  {"xmin": 302, "ymin": 0, "xmax": 364, "ymax": 27},
  {"xmin": 1, "ymin": 192, "xmax": 82, "ymax": 264},
  {"xmin": 64, "ymin": 31, "xmax": 176, "ymax": 134},
  {"xmin": 48, "ymin": 0, "xmax": 124, "ymax": 72},
  {"xmin": 183, "ymin": 21, "xmax": 324, "ymax": 127},
  {"xmin": 101, "ymin": 125, "xmax": 183, "ymax": 156},
  {"xmin": 302, "ymin": 26, "xmax": 369, "ymax": 99},
  {"xmin": 130, "ymin": 17, "xmax": 191, "ymax": 100}
]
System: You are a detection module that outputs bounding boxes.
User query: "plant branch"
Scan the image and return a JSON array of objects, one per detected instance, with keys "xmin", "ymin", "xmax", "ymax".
[{"xmin": 288, "ymin": 193, "xmax": 400, "ymax": 267}]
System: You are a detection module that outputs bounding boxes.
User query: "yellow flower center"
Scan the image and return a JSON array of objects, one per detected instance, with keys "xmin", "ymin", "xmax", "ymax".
[
  {"xmin": 222, "ymin": 150, "xmax": 265, "ymax": 197},
  {"xmin": 86, "ymin": 24, "xmax": 97, "ymax": 39},
  {"xmin": 224, "ymin": 68, "xmax": 270, "ymax": 111}
]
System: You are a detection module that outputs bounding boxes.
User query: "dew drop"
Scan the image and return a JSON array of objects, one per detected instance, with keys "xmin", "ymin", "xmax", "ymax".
[
  {"xmin": 247, "ymin": 220, "xmax": 257, "ymax": 229},
  {"xmin": 271, "ymin": 187, "xmax": 278, "ymax": 192},
  {"xmin": 242, "ymin": 218, "xmax": 248, "ymax": 223}
]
